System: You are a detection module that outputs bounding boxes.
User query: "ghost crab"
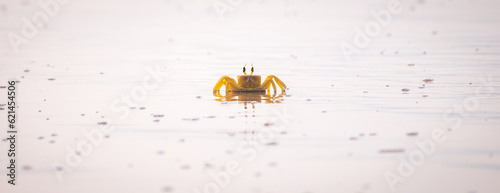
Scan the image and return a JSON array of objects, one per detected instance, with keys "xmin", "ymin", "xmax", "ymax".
[{"xmin": 213, "ymin": 64, "xmax": 287, "ymax": 93}]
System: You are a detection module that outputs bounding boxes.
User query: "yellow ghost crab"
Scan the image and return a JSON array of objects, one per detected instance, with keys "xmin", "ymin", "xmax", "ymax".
[{"xmin": 213, "ymin": 64, "xmax": 287, "ymax": 93}]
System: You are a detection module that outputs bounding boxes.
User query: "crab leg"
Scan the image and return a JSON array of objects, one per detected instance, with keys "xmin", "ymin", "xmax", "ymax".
[
  {"xmin": 260, "ymin": 77, "xmax": 277, "ymax": 91},
  {"xmin": 225, "ymin": 81, "xmax": 240, "ymax": 92},
  {"xmin": 213, "ymin": 76, "xmax": 240, "ymax": 92},
  {"xmin": 260, "ymin": 75, "xmax": 286, "ymax": 91},
  {"xmin": 268, "ymin": 75, "xmax": 287, "ymax": 90},
  {"xmin": 213, "ymin": 76, "xmax": 234, "ymax": 91}
]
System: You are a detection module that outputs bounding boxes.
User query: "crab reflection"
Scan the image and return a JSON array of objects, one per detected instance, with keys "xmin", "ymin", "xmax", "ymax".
[{"xmin": 214, "ymin": 91, "xmax": 285, "ymax": 103}]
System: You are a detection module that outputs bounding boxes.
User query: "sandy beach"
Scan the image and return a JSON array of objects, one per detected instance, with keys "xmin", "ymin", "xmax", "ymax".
[{"xmin": 0, "ymin": 0, "xmax": 499, "ymax": 192}]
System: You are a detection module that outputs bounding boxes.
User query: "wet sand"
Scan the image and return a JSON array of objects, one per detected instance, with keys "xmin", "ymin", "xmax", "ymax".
[{"xmin": 0, "ymin": 0, "xmax": 500, "ymax": 193}]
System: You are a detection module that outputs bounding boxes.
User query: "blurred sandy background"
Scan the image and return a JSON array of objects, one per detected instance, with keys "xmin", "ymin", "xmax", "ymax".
[{"xmin": 0, "ymin": 0, "xmax": 500, "ymax": 193}]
